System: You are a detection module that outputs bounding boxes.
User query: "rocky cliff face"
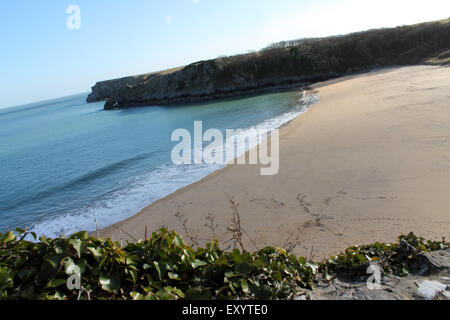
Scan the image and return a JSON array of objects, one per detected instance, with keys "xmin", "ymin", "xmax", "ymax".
[
  {"xmin": 87, "ymin": 19, "xmax": 450, "ymax": 110},
  {"xmin": 87, "ymin": 59, "xmax": 331, "ymax": 110}
]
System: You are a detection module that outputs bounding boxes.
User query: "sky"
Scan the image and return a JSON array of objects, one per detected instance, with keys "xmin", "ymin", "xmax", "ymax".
[{"xmin": 0, "ymin": 0, "xmax": 449, "ymax": 109}]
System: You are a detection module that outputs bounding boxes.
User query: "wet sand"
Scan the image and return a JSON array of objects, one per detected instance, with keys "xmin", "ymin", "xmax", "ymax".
[{"xmin": 100, "ymin": 65, "xmax": 450, "ymax": 259}]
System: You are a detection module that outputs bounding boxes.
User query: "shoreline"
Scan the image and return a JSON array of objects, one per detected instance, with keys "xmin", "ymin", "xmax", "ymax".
[
  {"xmin": 93, "ymin": 89, "xmax": 318, "ymax": 236},
  {"xmin": 93, "ymin": 95, "xmax": 314, "ymax": 236},
  {"xmin": 99, "ymin": 65, "xmax": 450, "ymax": 259}
]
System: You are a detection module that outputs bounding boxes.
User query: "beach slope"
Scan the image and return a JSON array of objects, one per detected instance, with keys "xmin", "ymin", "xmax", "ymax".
[{"xmin": 100, "ymin": 65, "xmax": 450, "ymax": 259}]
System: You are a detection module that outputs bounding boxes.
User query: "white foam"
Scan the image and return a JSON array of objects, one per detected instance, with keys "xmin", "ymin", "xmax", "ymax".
[
  {"xmin": 29, "ymin": 163, "xmax": 221, "ymax": 238},
  {"xmin": 30, "ymin": 91, "xmax": 319, "ymax": 239}
]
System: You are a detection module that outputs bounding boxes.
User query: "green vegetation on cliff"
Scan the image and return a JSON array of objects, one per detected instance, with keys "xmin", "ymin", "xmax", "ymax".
[
  {"xmin": 0, "ymin": 229, "xmax": 447, "ymax": 300},
  {"xmin": 87, "ymin": 19, "xmax": 450, "ymax": 109}
]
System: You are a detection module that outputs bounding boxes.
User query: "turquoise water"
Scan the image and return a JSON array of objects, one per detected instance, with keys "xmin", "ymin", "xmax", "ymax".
[{"xmin": 0, "ymin": 90, "xmax": 311, "ymax": 237}]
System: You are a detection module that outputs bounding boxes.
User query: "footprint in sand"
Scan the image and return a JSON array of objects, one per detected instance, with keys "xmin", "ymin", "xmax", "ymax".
[
  {"xmin": 297, "ymin": 194, "xmax": 312, "ymax": 213},
  {"xmin": 302, "ymin": 218, "xmax": 326, "ymax": 229},
  {"xmin": 250, "ymin": 198, "xmax": 285, "ymax": 209},
  {"xmin": 324, "ymin": 191, "xmax": 395, "ymax": 206}
]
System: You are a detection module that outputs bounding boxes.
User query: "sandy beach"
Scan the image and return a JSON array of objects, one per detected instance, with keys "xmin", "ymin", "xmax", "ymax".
[{"xmin": 100, "ymin": 65, "xmax": 450, "ymax": 259}]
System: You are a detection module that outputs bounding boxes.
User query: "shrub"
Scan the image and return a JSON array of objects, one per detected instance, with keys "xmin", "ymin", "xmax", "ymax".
[
  {"xmin": 321, "ymin": 232, "xmax": 448, "ymax": 278},
  {"xmin": 0, "ymin": 228, "xmax": 317, "ymax": 300},
  {"xmin": 0, "ymin": 229, "xmax": 447, "ymax": 300}
]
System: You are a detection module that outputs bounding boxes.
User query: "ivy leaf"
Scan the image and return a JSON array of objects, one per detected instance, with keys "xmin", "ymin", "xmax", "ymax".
[
  {"xmin": 72, "ymin": 231, "xmax": 89, "ymax": 240},
  {"xmin": 87, "ymin": 247, "xmax": 102, "ymax": 259},
  {"xmin": 230, "ymin": 249, "xmax": 243, "ymax": 263},
  {"xmin": 64, "ymin": 258, "xmax": 78, "ymax": 276},
  {"xmin": 173, "ymin": 235, "xmax": 183, "ymax": 247},
  {"xmin": 45, "ymin": 291, "xmax": 66, "ymax": 300},
  {"xmin": 276, "ymin": 247, "xmax": 288, "ymax": 257},
  {"xmin": 168, "ymin": 272, "xmax": 181, "ymax": 281},
  {"xmin": 3, "ymin": 231, "xmax": 16, "ymax": 243},
  {"xmin": 126, "ymin": 269, "xmax": 138, "ymax": 284},
  {"xmin": 46, "ymin": 278, "xmax": 67, "ymax": 289},
  {"xmin": 234, "ymin": 262, "xmax": 251, "ymax": 275},
  {"xmin": 68, "ymin": 239, "xmax": 82, "ymax": 257},
  {"xmin": 0, "ymin": 267, "xmax": 14, "ymax": 291},
  {"xmin": 99, "ymin": 274, "xmax": 120, "ymax": 293},
  {"xmin": 153, "ymin": 262, "xmax": 166, "ymax": 281},
  {"xmin": 305, "ymin": 262, "xmax": 318, "ymax": 274},
  {"xmin": 126, "ymin": 255, "xmax": 138, "ymax": 266},
  {"xmin": 240, "ymin": 279, "xmax": 249, "ymax": 294},
  {"xmin": 191, "ymin": 259, "xmax": 208, "ymax": 269},
  {"xmin": 356, "ymin": 254, "xmax": 367, "ymax": 263},
  {"xmin": 155, "ymin": 288, "xmax": 177, "ymax": 300},
  {"xmin": 130, "ymin": 292, "xmax": 145, "ymax": 300},
  {"xmin": 45, "ymin": 255, "xmax": 60, "ymax": 269}
]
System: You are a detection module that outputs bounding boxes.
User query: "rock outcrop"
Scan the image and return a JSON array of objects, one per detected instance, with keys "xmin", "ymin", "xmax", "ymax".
[
  {"xmin": 87, "ymin": 60, "xmax": 330, "ymax": 110},
  {"xmin": 87, "ymin": 19, "xmax": 450, "ymax": 110},
  {"xmin": 299, "ymin": 249, "xmax": 450, "ymax": 300}
]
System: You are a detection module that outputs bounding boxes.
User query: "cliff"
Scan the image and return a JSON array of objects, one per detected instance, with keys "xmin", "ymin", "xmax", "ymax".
[{"xmin": 87, "ymin": 19, "xmax": 450, "ymax": 110}]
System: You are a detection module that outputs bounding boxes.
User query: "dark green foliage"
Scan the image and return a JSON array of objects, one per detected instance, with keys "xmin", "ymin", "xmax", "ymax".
[
  {"xmin": 0, "ymin": 229, "xmax": 447, "ymax": 300},
  {"xmin": 321, "ymin": 233, "xmax": 448, "ymax": 278},
  {"xmin": 0, "ymin": 229, "xmax": 317, "ymax": 300}
]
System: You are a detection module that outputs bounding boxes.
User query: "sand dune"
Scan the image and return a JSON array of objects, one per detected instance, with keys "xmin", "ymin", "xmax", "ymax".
[{"xmin": 100, "ymin": 65, "xmax": 450, "ymax": 259}]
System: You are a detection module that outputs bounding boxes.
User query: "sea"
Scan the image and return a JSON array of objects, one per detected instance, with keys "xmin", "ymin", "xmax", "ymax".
[{"xmin": 0, "ymin": 90, "xmax": 317, "ymax": 238}]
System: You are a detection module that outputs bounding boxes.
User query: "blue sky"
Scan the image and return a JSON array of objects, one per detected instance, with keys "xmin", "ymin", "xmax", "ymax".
[{"xmin": 1, "ymin": 0, "xmax": 449, "ymax": 109}]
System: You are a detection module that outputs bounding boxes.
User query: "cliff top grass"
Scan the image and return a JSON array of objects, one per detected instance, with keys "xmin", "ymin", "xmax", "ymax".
[{"xmin": 0, "ymin": 228, "xmax": 447, "ymax": 300}]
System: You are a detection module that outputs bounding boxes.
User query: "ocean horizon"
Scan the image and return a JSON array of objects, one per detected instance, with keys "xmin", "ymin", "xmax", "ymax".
[{"xmin": 0, "ymin": 90, "xmax": 314, "ymax": 238}]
